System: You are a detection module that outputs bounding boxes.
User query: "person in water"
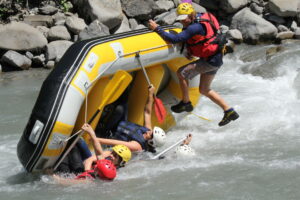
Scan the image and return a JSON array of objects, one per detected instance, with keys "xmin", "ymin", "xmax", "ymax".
[
  {"xmin": 53, "ymin": 124, "xmax": 132, "ymax": 183},
  {"xmin": 73, "ymin": 123, "xmax": 132, "ymax": 180},
  {"xmin": 148, "ymin": 3, "xmax": 239, "ymax": 126},
  {"xmin": 91, "ymin": 85, "xmax": 167, "ymax": 153}
]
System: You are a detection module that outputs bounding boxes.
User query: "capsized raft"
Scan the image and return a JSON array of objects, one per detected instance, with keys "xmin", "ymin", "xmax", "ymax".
[{"xmin": 17, "ymin": 26, "xmax": 201, "ymax": 172}]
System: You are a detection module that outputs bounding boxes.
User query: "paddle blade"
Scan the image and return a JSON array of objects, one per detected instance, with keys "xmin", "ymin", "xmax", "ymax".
[
  {"xmin": 154, "ymin": 97, "xmax": 167, "ymax": 124},
  {"xmin": 100, "ymin": 70, "xmax": 132, "ymax": 109}
]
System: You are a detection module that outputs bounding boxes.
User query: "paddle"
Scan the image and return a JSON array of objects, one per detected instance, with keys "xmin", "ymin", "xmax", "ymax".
[
  {"xmin": 135, "ymin": 52, "xmax": 167, "ymax": 124},
  {"xmin": 151, "ymin": 136, "xmax": 187, "ymax": 160},
  {"xmin": 53, "ymin": 70, "xmax": 132, "ymax": 171}
]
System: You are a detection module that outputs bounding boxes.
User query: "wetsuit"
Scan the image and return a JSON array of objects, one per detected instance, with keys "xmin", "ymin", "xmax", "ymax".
[{"xmin": 154, "ymin": 13, "xmax": 223, "ymax": 67}]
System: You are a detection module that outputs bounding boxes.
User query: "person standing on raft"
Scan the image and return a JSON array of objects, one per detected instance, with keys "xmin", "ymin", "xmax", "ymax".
[{"xmin": 148, "ymin": 3, "xmax": 239, "ymax": 126}]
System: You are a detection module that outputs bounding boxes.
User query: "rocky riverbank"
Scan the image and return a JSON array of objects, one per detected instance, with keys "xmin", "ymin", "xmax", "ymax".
[{"xmin": 0, "ymin": 0, "xmax": 300, "ymax": 72}]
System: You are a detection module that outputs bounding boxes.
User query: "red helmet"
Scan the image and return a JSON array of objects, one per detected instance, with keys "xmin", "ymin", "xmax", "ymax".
[{"xmin": 95, "ymin": 159, "xmax": 117, "ymax": 180}]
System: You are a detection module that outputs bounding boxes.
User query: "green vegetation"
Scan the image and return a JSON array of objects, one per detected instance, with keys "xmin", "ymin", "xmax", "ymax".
[
  {"xmin": 0, "ymin": 7, "xmax": 9, "ymax": 19},
  {"xmin": 59, "ymin": 0, "xmax": 72, "ymax": 13}
]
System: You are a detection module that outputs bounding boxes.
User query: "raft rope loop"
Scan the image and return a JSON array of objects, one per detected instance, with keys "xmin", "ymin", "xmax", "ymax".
[{"xmin": 59, "ymin": 43, "xmax": 173, "ymax": 144}]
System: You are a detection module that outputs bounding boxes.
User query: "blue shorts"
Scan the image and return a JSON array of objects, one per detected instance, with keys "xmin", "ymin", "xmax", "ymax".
[{"xmin": 179, "ymin": 59, "xmax": 220, "ymax": 80}]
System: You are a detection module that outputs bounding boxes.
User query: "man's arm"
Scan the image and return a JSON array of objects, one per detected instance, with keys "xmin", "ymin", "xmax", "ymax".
[
  {"xmin": 144, "ymin": 85, "xmax": 155, "ymax": 130},
  {"xmin": 81, "ymin": 123, "xmax": 103, "ymax": 156},
  {"xmin": 148, "ymin": 20, "xmax": 205, "ymax": 43},
  {"xmin": 97, "ymin": 138, "xmax": 143, "ymax": 152}
]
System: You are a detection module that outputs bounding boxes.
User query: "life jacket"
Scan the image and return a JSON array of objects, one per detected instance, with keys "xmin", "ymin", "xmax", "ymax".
[
  {"xmin": 186, "ymin": 13, "xmax": 220, "ymax": 58},
  {"xmin": 114, "ymin": 121, "xmax": 149, "ymax": 150}
]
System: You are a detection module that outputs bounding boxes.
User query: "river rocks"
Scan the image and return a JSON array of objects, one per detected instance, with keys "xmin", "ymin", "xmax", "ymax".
[
  {"xmin": 48, "ymin": 25, "xmax": 71, "ymax": 41},
  {"xmin": 154, "ymin": 10, "xmax": 177, "ymax": 25},
  {"xmin": 78, "ymin": 20, "xmax": 110, "ymax": 41},
  {"xmin": 121, "ymin": 0, "xmax": 159, "ymax": 21},
  {"xmin": 155, "ymin": 0, "xmax": 175, "ymax": 12},
  {"xmin": 226, "ymin": 29, "xmax": 243, "ymax": 43},
  {"xmin": 46, "ymin": 40, "xmax": 73, "ymax": 62},
  {"xmin": 38, "ymin": 5, "xmax": 58, "ymax": 15},
  {"xmin": 199, "ymin": 0, "xmax": 220, "ymax": 10},
  {"xmin": 114, "ymin": 14, "xmax": 131, "ymax": 34},
  {"xmin": 231, "ymin": 8, "xmax": 278, "ymax": 44},
  {"xmin": 250, "ymin": 3, "xmax": 264, "ymax": 15},
  {"xmin": 23, "ymin": 15, "xmax": 54, "ymax": 27},
  {"xmin": 276, "ymin": 31, "xmax": 295, "ymax": 40},
  {"xmin": 36, "ymin": 26, "xmax": 49, "ymax": 38},
  {"xmin": 32, "ymin": 54, "xmax": 46, "ymax": 67},
  {"xmin": 0, "ymin": 22, "xmax": 48, "ymax": 52},
  {"xmin": 1, "ymin": 50, "xmax": 32, "ymax": 70},
  {"xmin": 2, "ymin": 0, "xmax": 300, "ymax": 73},
  {"xmin": 71, "ymin": 0, "xmax": 123, "ymax": 30},
  {"xmin": 220, "ymin": 0, "xmax": 248, "ymax": 14},
  {"xmin": 65, "ymin": 15, "xmax": 87, "ymax": 35},
  {"xmin": 295, "ymin": 28, "xmax": 300, "ymax": 39},
  {"xmin": 268, "ymin": 0, "xmax": 300, "ymax": 17}
]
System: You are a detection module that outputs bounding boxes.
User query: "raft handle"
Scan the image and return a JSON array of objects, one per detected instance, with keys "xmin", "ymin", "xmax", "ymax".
[{"xmin": 29, "ymin": 120, "xmax": 44, "ymax": 144}]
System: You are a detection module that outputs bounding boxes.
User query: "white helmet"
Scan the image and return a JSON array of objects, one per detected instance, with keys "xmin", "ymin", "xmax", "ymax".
[
  {"xmin": 175, "ymin": 144, "xmax": 195, "ymax": 157},
  {"xmin": 152, "ymin": 126, "xmax": 167, "ymax": 147}
]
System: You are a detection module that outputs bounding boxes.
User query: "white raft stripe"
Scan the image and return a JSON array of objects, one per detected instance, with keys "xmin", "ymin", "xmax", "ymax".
[{"xmin": 56, "ymin": 84, "xmax": 86, "ymax": 126}]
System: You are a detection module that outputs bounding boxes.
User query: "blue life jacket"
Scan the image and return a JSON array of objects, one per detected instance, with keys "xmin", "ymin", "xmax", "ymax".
[{"xmin": 114, "ymin": 121, "xmax": 149, "ymax": 150}]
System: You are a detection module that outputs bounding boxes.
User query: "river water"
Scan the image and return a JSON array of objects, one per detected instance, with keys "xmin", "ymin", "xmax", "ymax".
[{"xmin": 1, "ymin": 42, "xmax": 300, "ymax": 200}]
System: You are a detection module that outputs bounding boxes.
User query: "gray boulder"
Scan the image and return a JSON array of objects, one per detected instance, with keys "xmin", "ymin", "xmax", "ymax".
[
  {"xmin": 226, "ymin": 29, "xmax": 243, "ymax": 43},
  {"xmin": 154, "ymin": 10, "xmax": 177, "ymax": 25},
  {"xmin": 23, "ymin": 15, "xmax": 54, "ymax": 27},
  {"xmin": 32, "ymin": 54, "xmax": 46, "ymax": 66},
  {"xmin": 38, "ymin": 5, "xmax": 58, "ymax": 15},
  {"xmin": 45, "ymin": 60, "xmax": 55, "ymax": 69},
  {"xmin": 52, "ymin": 12, "xmax": 66, "ymax": 26},
  {"xmin": 0, "ymin": 22, "xmax": 48, "ymax": 52},
  {"xmin": 290, "ymin": 21, "xmax": 298, "ymax": 32},
  {"xmin": 134, "ymin": 24, "xmax": 147, "ymax": 30},
  {"xmin": 78, "ymin": 20, "xmax": 110, "ymax": 41},
  {"xmin": 114, "ymin": 14, "xmax": 131, "ymax": 34},
  {"xmin": 269, "ymin": 0, "xmax": 300, "ymax": 17},
  {"xmin": 121, "ymin": 0, "xmax": 159, "ymax": 21},
  {"xmin": 192, "ymin": 2, "xmax": 207, "ymax": 13},
  {"xmin": 36, "ymin": 26, "xmax": 49, "ymax": 38},
  {"xmin": 264, "ymin": 14, "xmax": 286, "ymax": 25},
  {"xmin": 295, "ymin": 28, "xmax": 300, "ymax": 39},
  {"xmin": 250, "ymin": 3, "xmax": 264, "ymax": 15},
  {"xmin": 71, "ymin": 0, "xmax": 123, "ymax": 30},
  {"xmin": 1, "ymin": 50, "xmax": 32, "ymax": 70},
  {"xmin": 155, "ymin": 0, "xmax": 175, "ymax": 12},
  {"xmin": 48, "ymin": 25, "xmax": 71, "ymax": 41},
  {"xmin": 129, "ymin": 18, "xmax": 139, "ymax": 30},
  {"xmin": 46, "ymin": 40, "xmax": 73, "ymax": 62},
  {"xmin": 276, "ymin": 31, "xmax": 295, "ymax": 40},
  {"xmin": 220, "ymin": 0, "xmax": 248, "ymax": 14},
  {"xmin": 231, "ymin": 8, "xmax": 278, "ymax": 44},
  {"xmin": 25, "ymin": 51, "xmax": 34, "ymax": 60},
  {"xmin": 65, "ymin": 15, "xmax": 87, "ymax": 34},
  {"xmin": 199, "ymin": 0, "xmax": 220, "ymax": 10},
  {"xmin": 277, "ymin": 25, "xmax": 289, "ymax": 32}
]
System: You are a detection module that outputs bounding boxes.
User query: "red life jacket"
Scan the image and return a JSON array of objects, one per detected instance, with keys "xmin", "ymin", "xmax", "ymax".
[{"xmin": 186, "ymin": 13, "xmax": 220, "ymax": 58}]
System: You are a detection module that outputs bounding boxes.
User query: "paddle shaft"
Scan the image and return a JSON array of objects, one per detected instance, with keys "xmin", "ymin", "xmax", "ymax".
[
  {"xmin": 151, "ymin": 137, "xmax": 186, "ymax": 160},
  {"xmin": 136, "ymin": 52, "xmax": 151, "ymax": 86}
]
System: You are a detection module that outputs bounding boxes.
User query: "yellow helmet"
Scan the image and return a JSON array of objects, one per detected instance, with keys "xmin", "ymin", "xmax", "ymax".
[
  {"xmin": 176, "ymin": 3, "xmax": 195, "ymax": 16},
  {"xmin": 112, "ymin": 145, "xmax": 132, "ymax": 162}
]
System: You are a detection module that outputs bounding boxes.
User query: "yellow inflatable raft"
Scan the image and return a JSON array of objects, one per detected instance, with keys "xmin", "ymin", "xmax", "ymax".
[{"xmin": 17, "ymin": 26, "xmax": 201, "ymax": 172}]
